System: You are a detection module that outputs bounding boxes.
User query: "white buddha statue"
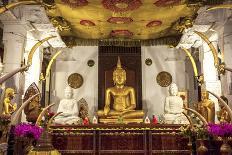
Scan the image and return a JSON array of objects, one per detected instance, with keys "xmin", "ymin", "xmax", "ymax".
[
  {"xmin": 54, "ymin": 86, "xmax": 80, "ymax": 125},
  {"xmin": 164, "ymin": 83, "xmax": 187, "ymax": 124}
]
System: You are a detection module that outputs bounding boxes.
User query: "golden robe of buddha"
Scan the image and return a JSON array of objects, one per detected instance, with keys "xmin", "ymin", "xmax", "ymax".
[
  {"xmin": 196, "ymin": 91, "xmax": 215, "ymax": 123},
  {"xmin": 97, "ymin": 57, "xmax": 144, "ymax": 123},
  {"xmin": 2, "ymin": 88, "xmax": 17, "ymax": 115}
]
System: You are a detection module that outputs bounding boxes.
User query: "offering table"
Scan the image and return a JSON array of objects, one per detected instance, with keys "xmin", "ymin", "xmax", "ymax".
[{"xmin": 49, "ymin": 124, "xmax": 190, "ymax": 155}]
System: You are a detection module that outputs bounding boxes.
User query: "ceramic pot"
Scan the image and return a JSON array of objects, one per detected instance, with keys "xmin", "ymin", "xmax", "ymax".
[
  {"xmin": 197, "ymin": 139, "xmax": 208, "ymax": 155},
  {"xmin": 220, "ymin": 137, "xmax": 232, "ymax": 155}
]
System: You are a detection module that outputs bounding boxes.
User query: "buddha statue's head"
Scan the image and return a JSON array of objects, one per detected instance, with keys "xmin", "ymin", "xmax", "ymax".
[
  {"xmin": 113, "ymin": 57, "xmax": 126, "ymax": 85},
  {"xmin": 169, "ymin": 83, "xmax": 178, "ymax": 96},
  {"xmin": 201, "ymin": 91, "xmax": 209, "ymax": 101},
  {"xmin": 5, "ymin": 88, "xmax": 15, "ymax": 99},
  {"xmin": 64, "ymin": 86, "xmax": 73, "ymax": 99}
]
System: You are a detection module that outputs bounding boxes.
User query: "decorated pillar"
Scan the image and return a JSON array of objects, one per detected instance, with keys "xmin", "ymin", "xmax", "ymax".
[{"xmin": 2, "ymin": 21, "xmax": 27, "ymax": 104}]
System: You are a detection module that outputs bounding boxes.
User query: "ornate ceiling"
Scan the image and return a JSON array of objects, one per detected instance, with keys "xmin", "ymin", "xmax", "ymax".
[{"xmin": 40, "ymin": 0, "xmax": 222, "ymax": 46}]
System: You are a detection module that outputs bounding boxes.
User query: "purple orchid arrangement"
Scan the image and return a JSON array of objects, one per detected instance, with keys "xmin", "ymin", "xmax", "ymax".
[
  {"xmin": 14, "ymin": 123, "xmax": 43, "ymax": 140},
  {"xmin": 207, "ymin": 123, "xmax": 232, "ymax": 137}
]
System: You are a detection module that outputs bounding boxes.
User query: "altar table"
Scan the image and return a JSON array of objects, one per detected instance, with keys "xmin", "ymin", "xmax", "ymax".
[{"xmin": 49, "ymin": 124, "xmax": 190, "ymax": 155}]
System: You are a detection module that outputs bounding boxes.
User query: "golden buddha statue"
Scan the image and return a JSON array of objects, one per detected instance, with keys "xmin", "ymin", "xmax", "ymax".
[
  {"xmin": 196, "ymin": 91, "xmax": 215, "ymax": 123},
  {"xmin": 2, "ymin": 88, "xmax": 17, "ymax": 115},
  {"xmin": 97, "ymin": 57, "xmax": 144, "ymax": 123},
  {"xmin": 217, "ymin": 96, "xmax": 231, "ymax": 123}
]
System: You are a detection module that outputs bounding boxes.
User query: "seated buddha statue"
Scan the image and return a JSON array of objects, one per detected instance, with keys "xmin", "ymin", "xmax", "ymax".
[
  {"xmin": 217, "ymin": 95, "xmax": 230, "ymax": 123},
  {"xmin": 54, "ymin": 86, "xmax": 80, "ymax": 125},
  {"xmin": 97, "ymin": 57, "xmax": 144, "ymax": 123},
  {"xmin": 2, "ymin": 88, "xmax": 17, "ymax": 115},
  {"xmin": 196, "ymin": 91, "xmax": 215, "ymax": 123},
  {"xmin": 164, "ymin": 83, "xmax": 188, "ymax": 124}
]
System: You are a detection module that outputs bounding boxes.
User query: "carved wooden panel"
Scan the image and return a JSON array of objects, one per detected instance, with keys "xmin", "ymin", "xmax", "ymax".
[{"xmin": 98, "ymin": 46, "xmax": 142, "ymax": 110}]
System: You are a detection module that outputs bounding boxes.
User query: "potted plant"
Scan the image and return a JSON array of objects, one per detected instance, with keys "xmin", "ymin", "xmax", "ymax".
[
  {"xmin": 207, "ymin": 123, "xmax": 232, "ymax": 155},
  {"xmin": 14, "ymin": 123, "xmax": 43, "ymax": 154}
]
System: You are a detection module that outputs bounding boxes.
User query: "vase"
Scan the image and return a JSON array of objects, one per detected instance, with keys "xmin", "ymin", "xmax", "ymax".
[
  {"xmin": 28, "ymin": 129, "xmax": 60, "ymax": 155},
  {"xmin": 197, "ymin": 139, "xmax": 208, "ymax": 155},
  {"xmin": 220, "ymin": 137, "xmax": 232, "ymax": 155}
]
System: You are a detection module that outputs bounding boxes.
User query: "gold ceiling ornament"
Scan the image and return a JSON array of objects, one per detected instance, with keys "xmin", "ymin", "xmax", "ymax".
[
  {"xmin": 61, "ymin": 35, "xmax": 182, "ymax": 47},
  {"xmin": 50, "ymin": 17, "xmax": 71, "ymax": 33},
  {"xmin": 156, "ymin": 71, "xmax": 172, "ymax": 87},
  {"xmin": 67, "ymin": 73, "xmax": 84, "ymax": 89},
  {"xmin": 194, "ymin": 31, "xmax": 219, "ymax": 68},
  {"xmin": 174, "ymin": 17, "xmax": 194, "ymax": 33},
  {"xmin": 27, "ymin": 36, "xmax": 56, "ymax": 66},
  {"xmin": 207, "ymin": 4, "xmax": 232, "ymax": 11},
  {"xmin": 42, "ymin": 0, "xmax": 202, "ymax": 45},
  {"xmin": 0, "ymin": 1, "xmax": 38, "ymax": 14}
]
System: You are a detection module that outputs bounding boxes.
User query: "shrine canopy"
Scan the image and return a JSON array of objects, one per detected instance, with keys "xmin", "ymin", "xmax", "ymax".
[{"xmin": 41, "ymin": 0, "xmax": 201, "ymax": 46}]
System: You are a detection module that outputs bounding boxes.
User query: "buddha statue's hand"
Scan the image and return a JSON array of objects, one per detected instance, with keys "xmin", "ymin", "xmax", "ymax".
[
  {"xmin": 122, "ymin": 109, "xmax": 135, "ymax": 113},
  {"xmin": 103, "ymin": 108, "xmax": 110, "ymax": 116}
]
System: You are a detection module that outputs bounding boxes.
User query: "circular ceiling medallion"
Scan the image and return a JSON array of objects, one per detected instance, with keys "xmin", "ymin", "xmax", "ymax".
[
  {"xmin": 80, "ymin": 20, "xmax": 96, "ymax": 26},
  {"xmin": 107, "ymin": 17, "xmax": 133, "ymax": 24},
  {"xmin": 156, "ymin": 71, "xmax": 172, "ymax": 87},
  {"xmin": 146, "ymin": 20, "xmax": 162, "ymax": 27},
  {"xmin": 102, "ymin": 0, "xmax": 142, "ymax": 12},
  {"xmin": 67, "ymin": 73, "xmax": 84, "ymax": 89},
  {"xmin": 154, "ymin": 0, "xmax": 180, "ymax": 7},
  {"xmin": 61, "ymin": 0, "xmax": 88, "ymax": 8},
  {"xmin": 110, "ymin": 30, "xmax": 133, "ymax": 37}
]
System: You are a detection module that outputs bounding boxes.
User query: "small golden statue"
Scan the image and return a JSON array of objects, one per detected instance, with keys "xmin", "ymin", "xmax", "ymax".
[
  {"xmin": 196, "ymin": 91, "xmax": 215, "ymax": 123},
  {"xmin": 97, "ymin": 57, "xmax": 144, "ymax": 123},
  {"xmin": 217, "ymin": 96, "xmax": 231, "ymax": 123},
  {"xmin": 2, "ymin": 88, "xmax": 17, "ymax": 115}
]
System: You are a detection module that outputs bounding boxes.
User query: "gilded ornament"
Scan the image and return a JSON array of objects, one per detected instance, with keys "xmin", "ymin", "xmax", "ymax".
[
  {"xmin": 102, "ymin": 0, "xmax": 142, "ymax": 12},
  {"xmin": 67, "ymin": 73, "xmax": 84, "ymax": 89},
  {"xmin": 43, "ymin": 0, "xmax": 200, "ymax": 44},
  {"xmin": 156, "ymin": 71, "xmax": 172, "ymax": 87},
  {"xmin": 154, "ymin": 0, "xmax": 181, "ymax": 7},
  {"xmin": 218, "ymin": 62, "xmax": 226, "ymax": 75},
  {"xmin": 146, "ymin": 20, "xmax": 162, "ymax": 27},
  {"xmin": 87, "ymin": 60, "xmax": 95, "ymax": 67},
  {"xmin": 61, "ymin": 0, "xmax": 88, "ymax": 8},
  {"xmin": 51, "ymin": 17, "xmax": 71, "ymax": 32},
  {"xmin": 110, "ymin": 30, "xmax": 133, "ymax": 38},
  {"xmin": 107, "ymin": 17, "xmax": 133, "ymax": 24},
  {"xmin": 145, "ymin": 58, "xmax": 152, "ymax": 66},
  {"xmin": 175, "ymin": 17, "xmax": 194, "ymax": 33},
  {"xmin": 80, "ymin": 20, "xmax": 96, "ymax": 26}
]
